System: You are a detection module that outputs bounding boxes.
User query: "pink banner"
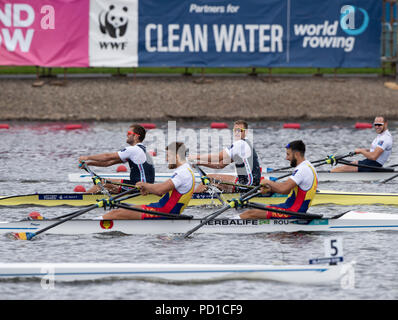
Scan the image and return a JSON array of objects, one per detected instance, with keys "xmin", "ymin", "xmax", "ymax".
[{"xmin": 0, "ymin": 0, "xmax": 89, "ymax": 67}]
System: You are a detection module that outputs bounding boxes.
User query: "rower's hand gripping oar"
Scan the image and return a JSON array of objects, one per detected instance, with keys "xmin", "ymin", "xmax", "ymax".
[
  {"xmin": 191, "ymin": 163, "xmax": 226, "ymax": 205},
  {"xmin": 79, "ymin": 161, "xmax": 111, "ymax": 197},
  {"xmin": 267, "ymin": 152, "xmax": 355, "ymax": 181},
  {"xmin": 266, "ymin": 152, "xmax": 355, "ymax": 173},
  {"xmin": 12, "ymin": 188, "xmax": 139, "ymax": 241},
  {"xmin": 79, "ymin": 161, "xmax": 140, "ymax": 192}
]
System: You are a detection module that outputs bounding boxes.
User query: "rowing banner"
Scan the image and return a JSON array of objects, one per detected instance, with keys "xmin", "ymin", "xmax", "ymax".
[{"xmin": 0, "ymin": 0, "xmax": 382, "ymax": 67}]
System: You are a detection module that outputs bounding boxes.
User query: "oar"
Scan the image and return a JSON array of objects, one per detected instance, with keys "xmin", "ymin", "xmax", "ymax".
[
  {"xmin": 181, "ymin": 204, "xmax": 233, "ymax": 239},
  {"xmin": 245, "ymin": 202, "xmax": 323, "ymax": 220},
  {"xmin": 337, "ymin": 159, "xmax": 395, "ymax": 172},
  {"xmin": 267, "ymin": 153, "xmax": 354, "ymax": 181},
  {"xmin": 380, "ymin": 172, "xmax": 398, "ymax": 184},
  {"xmin": 208, "ymin": 178, "xmax": 256, "ymax": 190},
  {"xmin": 111, "ymin": 202, "xmax": 193, "ymax": 220},
  {"xmin": 191, "ymin": 163, "xmax": 226, "ymax": 205},
  {"xmin": 12, "ymin": 188, "xmax": 137, "ymax": 241},
  {"xmin": 80, "ymin": 162, "xmax": 111, "ymax": 197},
  {"xmin": 181, "ymin": 183, "xmax": 263, "ymax": 239},
  {"xmin": 266, "ymin": 152, "xmax": 355, "ymax": 173},
  {"xmin": 56, "ymin": 191, "xmax": 142, "ymax": 220}
]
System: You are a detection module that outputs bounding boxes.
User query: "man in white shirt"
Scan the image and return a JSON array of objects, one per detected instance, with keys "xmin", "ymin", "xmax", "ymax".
[
  {"xmin": 331, "ymin": 116, "xmax": 393, "ymax": 172},
  {"xmin": 188, "ymin": 120, "xmax": 261, "ymax": 192},
  {"xmin": 101, "ymin": 142, "xmax": 195, "ymax": 220},
  {"xmin": 240, "ymin": 140, "xmax": 318, "ymax": 219},
  {"xmin": 78, "ymin": 124, "xmax": 155, "ymax": 193}
]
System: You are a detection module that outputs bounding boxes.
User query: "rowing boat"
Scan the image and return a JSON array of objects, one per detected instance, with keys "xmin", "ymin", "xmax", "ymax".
[
  {"xmin": 68, "ymin": 170, "xmax": 398, "ymax": 183},
  {"xmin": 1, "ymin": 211, "xmax": 398, "ymax": 235},
  {"xmin": 2, "ymin": 190, "xmax": 398, "ymax": 207},
  {"xmin": 0, "ymin": 262, "xmax": 353, "ymax": 284}
]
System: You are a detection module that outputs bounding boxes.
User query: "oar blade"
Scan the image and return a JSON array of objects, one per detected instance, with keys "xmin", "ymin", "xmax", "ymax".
[{"xmin": 11, "ymin": 232, "xmax": 36, "ymax": 241}]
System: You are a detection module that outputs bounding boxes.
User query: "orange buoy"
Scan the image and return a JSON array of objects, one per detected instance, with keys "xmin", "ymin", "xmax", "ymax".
[
  {"xmin": 73, "ymin": 185, "xmax": 86, "ymax": 192},
  {"xmin": 355, "ymin": 122, "xmax": 372, "ymax": 129},
  {"xmin": 140, "ymin": 123, "xmax": 156, "ymax": 129},
  {"xmin": 283, "ymin": 123, "xmax": 301, "ymax": 129},
  {"xmin": 65, "ymin": 124, "xmax": 83, "ymax": 130},
  {"xmin": 0, "ymin": 124, "xmax": 9, "ymax": 129},
  {"xmin": 211, "ymin": 122, "xmax": 228, "ymax": 129},
  {"xmin": 116, "ymin": 165, "xmax": 127, "ymax": 172}
]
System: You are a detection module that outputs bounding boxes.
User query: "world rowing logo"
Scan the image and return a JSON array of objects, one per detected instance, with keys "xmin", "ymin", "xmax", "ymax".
[
  {"xmin": 100, "ymin": 220, "xmax": 114, "ymax": 229},
  {"xmin": 340, "ymin": 5, "xmax": 369, "ymax": 36}
]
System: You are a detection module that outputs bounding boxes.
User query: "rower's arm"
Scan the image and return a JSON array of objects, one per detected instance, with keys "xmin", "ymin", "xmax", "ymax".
[
  {"xmin": 263, "ymin": 178, "xmax": 296, "ymax": 195},
  {"xmin": 138, "ymin": 180, "xmax": 175, "ymax": 196},
  {"xmin": 195, "ymin": 150, "xmax": 232, "ymax": 169},
  {"xmin": 79, "ymin": 153, "xmax": 123, "ymax": 167},
  {"xmin": 355, "ymin": 147, "xmax": 383, "ymax": 161}
]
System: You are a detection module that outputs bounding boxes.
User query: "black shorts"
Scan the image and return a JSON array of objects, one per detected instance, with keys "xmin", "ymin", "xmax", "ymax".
[{"xmin": 357, "ymin": 159, "xmax": 382, "ymax": 172}]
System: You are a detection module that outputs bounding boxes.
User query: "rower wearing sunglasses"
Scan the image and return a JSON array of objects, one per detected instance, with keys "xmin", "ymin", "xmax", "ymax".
[
  {"xmin": 331, "ymin": 116, "xmax": 393, "ymax": 172},
  {"xmin": 78, "ymin": 124, "xmax": 155, "ymax": 193},
  {"xmin": 189, "ymin": 120, "xmax": 261, "ymax": 192}
]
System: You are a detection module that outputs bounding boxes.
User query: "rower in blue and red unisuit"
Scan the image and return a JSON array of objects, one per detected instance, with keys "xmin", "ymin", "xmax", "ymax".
[
  {"xmin": 240, "ymin": 140, "xmax": 318, "ymax": 219},
  {"xmin": 100, "ymin": 142, "xmax": 195, "ymax": 220}
]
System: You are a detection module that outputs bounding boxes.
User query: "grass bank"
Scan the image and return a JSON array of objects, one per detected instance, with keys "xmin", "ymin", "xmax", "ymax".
[{"xmin": 0, "ymin": 65, "xmax": 396, "ymax": 76}]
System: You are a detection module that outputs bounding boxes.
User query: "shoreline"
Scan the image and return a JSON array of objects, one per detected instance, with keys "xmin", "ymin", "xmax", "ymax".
[{"xmin": 0, "ymin": 76, "xmax": 397, "ymax": 121}]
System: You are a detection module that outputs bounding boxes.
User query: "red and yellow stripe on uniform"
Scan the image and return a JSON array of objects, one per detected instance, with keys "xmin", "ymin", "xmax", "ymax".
[
  {"xmin": 139, "ymin": 167, "xmax": 195, "ymax": 219},
  {"xmin": 266, "ymin": 163, "xmax": 318, "ymax": 219}
]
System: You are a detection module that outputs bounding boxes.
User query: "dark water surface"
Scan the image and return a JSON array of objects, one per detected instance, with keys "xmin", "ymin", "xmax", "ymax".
[{"xmin": 0, "ymin": 121, "xmax": 398, "ymax": 300}]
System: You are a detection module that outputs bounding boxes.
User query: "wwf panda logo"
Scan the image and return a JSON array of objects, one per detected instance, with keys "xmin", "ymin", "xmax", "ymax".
[{"xmin": 99, "ymin": 4, "xmax": 129, "ymax": 38}]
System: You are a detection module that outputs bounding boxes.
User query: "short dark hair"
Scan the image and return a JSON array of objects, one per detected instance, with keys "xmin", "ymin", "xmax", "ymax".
[
  {"xmin": 130, "ymin": 124, "xmax": 146, "ymax": 142},
  {"xmin": 166, "ymin": 142, "xmax": 187, "ymax": 160},
  {"xmin": 286, "ymin": 140, "xmax": 306, "ymax": 155},
  {"xmin": 234, "ymin": 120, "xmax": 248, "ymax": 129},
  {"xmin": 376, "ymin": 115, "xmax": 387, "ymax": 123}
]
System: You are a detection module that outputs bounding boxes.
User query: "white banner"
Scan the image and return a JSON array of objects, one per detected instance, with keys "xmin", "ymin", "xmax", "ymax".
[{"xmin": 89, "ymin": 0, "xmax": 138, "ymax": 67}]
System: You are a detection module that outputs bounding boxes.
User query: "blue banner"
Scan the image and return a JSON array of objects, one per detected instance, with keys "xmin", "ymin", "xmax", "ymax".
[{"xmin": 138, "ymin": 0, "xmax": 382, "ymax": 68}]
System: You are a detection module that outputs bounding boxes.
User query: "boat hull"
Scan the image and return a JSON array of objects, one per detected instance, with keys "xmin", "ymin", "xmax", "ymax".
[
  {"xmin": 1, "ymin": 212, "xmax": 398, "ymax": 235},
  {"xmin": 1, "ymin": 190, "xmax": 398, "ymax": 207},
  {"xmin": 0, "ymin": 262, "xmax": 352, "ymax": 284}
]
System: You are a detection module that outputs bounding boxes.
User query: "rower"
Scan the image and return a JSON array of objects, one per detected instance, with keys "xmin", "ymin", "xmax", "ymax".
[
  {"xmin": 188, "ymin": 120, "xmax": 261, "ymax": 192},
  {"xmin": 331, "ymin": 116, "xmax": 393, "ymax": 172},
  {"xmin": 78, "ymin": 124, "xmax": 155, "ymax": 193},
  {"xmin": 100, "ymin": 142, "xmax": 195, "ymax": 220},
  {"xmin": 239, "ymin": 140, "xmax": 318, "ymax": 219}
]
